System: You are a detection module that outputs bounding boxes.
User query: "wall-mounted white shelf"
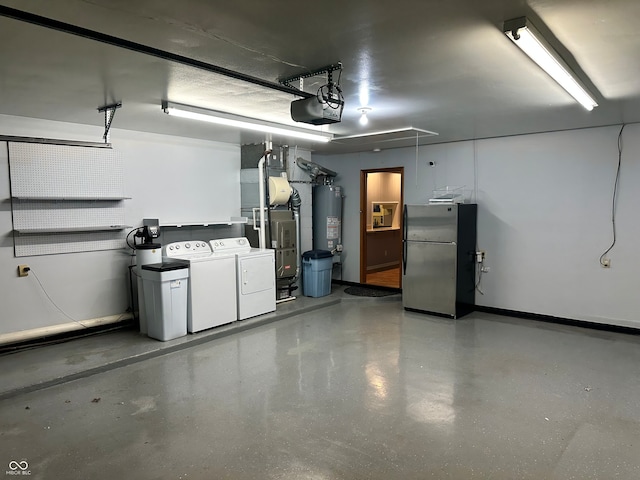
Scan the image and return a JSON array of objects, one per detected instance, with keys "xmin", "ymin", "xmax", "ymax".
[
  {"xmin": 12, "ymin": 196, "xmax": 131, "ymax": 201},
  {"xmin": 14, "ymin": 225, "xmax": 131, "ymax": 235},
  {"xmin": 151, "ymin": 217, "xmax": 248, "ymax": 228}
]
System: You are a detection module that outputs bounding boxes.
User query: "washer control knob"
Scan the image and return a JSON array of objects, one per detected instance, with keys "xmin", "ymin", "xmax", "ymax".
[
  {"xmin": 185, "ymin": 243, "xmax": 191, "ymax": 249},
  {"xmin": 175, "ymin": 245, "xmax": 180, "ymax": 249}
]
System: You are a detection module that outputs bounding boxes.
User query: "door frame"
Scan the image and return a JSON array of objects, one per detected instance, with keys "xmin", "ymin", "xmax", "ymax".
[{"xmin": 359, "ymin": 166, "xmax": 404, "ymax": 286}]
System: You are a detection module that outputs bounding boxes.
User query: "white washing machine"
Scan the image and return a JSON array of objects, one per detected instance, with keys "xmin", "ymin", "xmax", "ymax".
[
  {"xmin": 163, "ymin": 240, "xmax": 237, "ymax": 332},
  {"xmin": 210, "ymin": 237, "xmax": 276, "ymax": 320}
]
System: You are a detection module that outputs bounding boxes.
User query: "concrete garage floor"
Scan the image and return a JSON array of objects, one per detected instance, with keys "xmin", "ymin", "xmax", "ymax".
[
  {"xmin": 0, "ymin": 291, "xmax": 341, "ymax": 400},
  {"xmin": 1, "ymin": 292, "xmax": 640, "ymax": 479}
]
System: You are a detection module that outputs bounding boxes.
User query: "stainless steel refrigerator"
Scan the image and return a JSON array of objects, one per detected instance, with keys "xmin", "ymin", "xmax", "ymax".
[{"xmin": 402, "ymin": 204, "xmax": 477, "ymax": 318}]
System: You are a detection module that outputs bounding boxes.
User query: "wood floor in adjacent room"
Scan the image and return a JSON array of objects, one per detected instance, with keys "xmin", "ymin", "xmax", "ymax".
[{"xmin": 366, "ymin": 267, "xmax": 401, "ymax": 288}]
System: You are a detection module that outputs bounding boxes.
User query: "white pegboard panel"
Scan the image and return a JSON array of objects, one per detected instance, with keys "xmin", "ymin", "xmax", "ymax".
[
  {"xmin": 8, "ymin": 142, "xmax": 124, "ymax": 198},
  {"xmin": 7, "ymin": 142, "xmax": 129, "ymax": 256},
  {"xmin": 14, "ymin": 231, "xmax": 127, "ymax": 257}
]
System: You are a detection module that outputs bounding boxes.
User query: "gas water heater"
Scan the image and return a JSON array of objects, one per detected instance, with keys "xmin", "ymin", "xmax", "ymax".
[
  {"xmin": 296, "ymin": 157, "xmax": 343, "ymax": 255},
  {"xmin": 312, "ymin": 184, "xmax": 343, "ymax": 253}
]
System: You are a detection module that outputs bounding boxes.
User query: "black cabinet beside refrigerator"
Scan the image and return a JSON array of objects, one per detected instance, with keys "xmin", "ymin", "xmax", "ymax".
[{"xmin": 402, "ymin": 203, "xmax": 477, "ymax": 318}]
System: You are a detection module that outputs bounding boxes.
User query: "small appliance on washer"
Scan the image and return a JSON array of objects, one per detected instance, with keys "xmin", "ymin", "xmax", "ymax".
[
  {"xmin": 163, "ymin": 240, "xmax": 237, "ymax": 332},
  {"xmin": 210, "ymin": 237, "xmax": 276, "ymax": 320}
]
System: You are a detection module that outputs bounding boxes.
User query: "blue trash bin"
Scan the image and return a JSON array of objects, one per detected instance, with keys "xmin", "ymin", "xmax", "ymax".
[{"xmin": 302, "ymin": 250, "xmax": 333, "ymax": 297}]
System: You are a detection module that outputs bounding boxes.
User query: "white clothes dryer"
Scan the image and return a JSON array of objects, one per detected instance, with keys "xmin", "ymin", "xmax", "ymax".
[
  {"xmin": 163, "ymin": 240, "xmax": 237, "ymax": 332},
  {"xmin": 210, "ymin": 237, "xmax": 276, "ymax": 320}
]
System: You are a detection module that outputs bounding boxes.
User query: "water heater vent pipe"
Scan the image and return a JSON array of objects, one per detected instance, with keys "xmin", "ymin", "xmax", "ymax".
[{"xmin": 291, "ymin": 186, "xmax": 302, "ymax": 281}]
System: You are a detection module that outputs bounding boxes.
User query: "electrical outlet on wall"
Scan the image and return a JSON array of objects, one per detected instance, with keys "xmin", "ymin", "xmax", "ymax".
[{"xmin": 18, "ymin": 264, "xmax": 30, "ymax": 277}]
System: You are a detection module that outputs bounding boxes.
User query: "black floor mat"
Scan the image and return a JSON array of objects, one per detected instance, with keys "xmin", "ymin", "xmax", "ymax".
[{"xmin": 344, "ymin": 286, "xmax": 399, "ymax": 297}]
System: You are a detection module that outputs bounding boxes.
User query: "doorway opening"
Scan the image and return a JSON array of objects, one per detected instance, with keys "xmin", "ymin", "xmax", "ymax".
[{"xmin": 360, "ymin": 167, "xmax": 404, "ymax": 289}]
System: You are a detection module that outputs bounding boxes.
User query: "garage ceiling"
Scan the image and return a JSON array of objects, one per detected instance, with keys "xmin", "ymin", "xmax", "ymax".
[{"xmin": 0, "ymin": 0, "xmax": 639, "ymax": 153}]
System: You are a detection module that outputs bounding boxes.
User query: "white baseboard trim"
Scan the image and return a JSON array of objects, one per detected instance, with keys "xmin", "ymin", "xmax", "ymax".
[{"xmin": 0, "ymin": 312, "xmax": 133, "ymax": 346}]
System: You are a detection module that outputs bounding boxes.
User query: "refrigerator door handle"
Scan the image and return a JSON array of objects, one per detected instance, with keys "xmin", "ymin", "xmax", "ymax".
[
  {"xmin": 402, "ymin": 205, "xmax": 408, "ymax": 275},
  {"xmin": 403, "ymin": 204, "xmax": 408, "ymax": 241},
  {"xmin": 403, "ymin": 240, "xmax": 407, "ymax": 275}
]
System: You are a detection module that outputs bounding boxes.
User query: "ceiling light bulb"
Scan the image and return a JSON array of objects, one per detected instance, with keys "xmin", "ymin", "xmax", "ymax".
[{"xmin": 358, "ymin": 107, "xmax": 371, "ymax": 126}]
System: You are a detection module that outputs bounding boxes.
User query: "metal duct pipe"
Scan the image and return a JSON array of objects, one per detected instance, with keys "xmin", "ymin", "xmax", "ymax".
[
  {"xmin": 290, "ymin": 186, "xmax": 302, "ymax": 281},
  {"xmin": 258, "ymin": 152, "xmax": 269, "ymax": 249}
]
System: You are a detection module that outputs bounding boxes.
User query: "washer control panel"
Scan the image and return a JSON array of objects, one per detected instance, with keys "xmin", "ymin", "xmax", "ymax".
[
  {"xmin": 163, "ymin": 241, "xmax": 212, "ymax": 257},
  {"xmin": 210, "ymin": 237, "xmax": 252, "ymax": 253}
]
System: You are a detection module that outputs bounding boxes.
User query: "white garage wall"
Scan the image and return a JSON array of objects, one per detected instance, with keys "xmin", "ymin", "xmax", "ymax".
[
  {"xmin": 315, "ymin": 124, "xmax": 640, "ymax": 328},
  {"xmin": 0, "ymin": 114, "xmax": 241, "ymax": 336}
]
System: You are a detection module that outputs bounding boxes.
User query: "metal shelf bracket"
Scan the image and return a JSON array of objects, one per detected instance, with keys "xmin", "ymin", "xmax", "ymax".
[{"xmin": 97, "ymin": 102, "xmax": 122, "ymax": 143}]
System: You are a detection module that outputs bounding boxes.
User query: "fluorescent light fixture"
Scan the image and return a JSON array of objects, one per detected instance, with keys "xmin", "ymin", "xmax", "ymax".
[
  {"xmin": 504, "ymin": 17, "xmax": 598, "ymax": 111},
  {"xmin": 162, "ymin": 101, "xmax": 333, "ymax": 143}
]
